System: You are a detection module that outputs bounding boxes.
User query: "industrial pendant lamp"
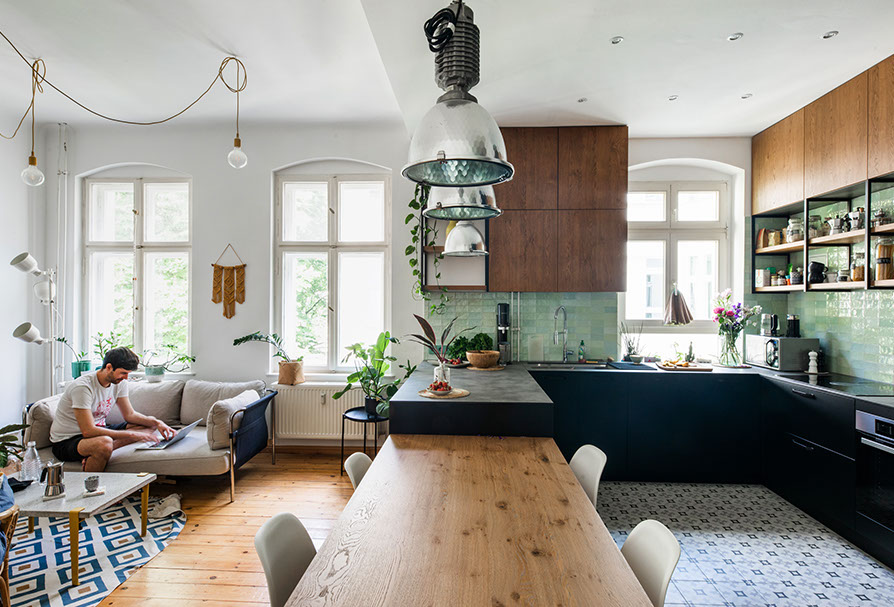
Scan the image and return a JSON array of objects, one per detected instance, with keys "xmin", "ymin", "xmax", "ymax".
[
  {"xmin": 404, "ymin": 0, "xmax": 513, "ymax": 201},
  {"xmin": 444, "ymin": 220, "xmax": 488, "ymax": 256}
]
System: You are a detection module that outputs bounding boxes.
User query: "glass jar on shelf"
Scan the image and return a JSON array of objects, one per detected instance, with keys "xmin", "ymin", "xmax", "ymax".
[
  {"xmin": 808, "ymin": 215, "xmax": 823, "ymax": 239},
  {"xmin": 786, "ymin": 217, "xmax": 804, "ymax": 243},
  {"xmin": 877, "ymin": 238, "xmax": 894, "ymax": 281},
  {"xmin": 852, "ymin": 252, "xmax": 866, "ymax": 282}
]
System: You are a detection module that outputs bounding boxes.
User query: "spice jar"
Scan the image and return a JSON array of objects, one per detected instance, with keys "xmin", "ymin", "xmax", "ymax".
[
  {"xmin": 877, "ymin": 238, "xmax": 894, "ymax": 281},
  {"xmin": 808, "ymin": 215, "xmax": 823, "ymax": 239},
  {"xmin": 852, "ymin": 252, "xmax": 865, "ymax": 282},
  {"xmin": 786, "ymin": 218, "xmax": 804, "ymax": 243}
]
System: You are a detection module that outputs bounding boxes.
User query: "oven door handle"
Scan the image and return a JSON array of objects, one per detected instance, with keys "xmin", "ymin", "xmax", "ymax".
[{"xmin": 860, "ymin": 436, "xmax": 894, "ymax": 457}]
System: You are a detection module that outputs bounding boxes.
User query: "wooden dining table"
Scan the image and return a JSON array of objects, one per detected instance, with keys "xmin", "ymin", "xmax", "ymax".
[{"xmin": 288, "ymin": 434, "xmax": 652, "ymax": 606}]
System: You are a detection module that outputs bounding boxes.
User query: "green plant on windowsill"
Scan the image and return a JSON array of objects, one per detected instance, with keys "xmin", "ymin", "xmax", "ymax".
[
  {"xmin": 57, "ymin": 337, "xmax": 92, "ymax": 378},
  {"xmin": 93, "ymin": 331, "xmax": 133, "ymax": 361},
  {"xmin": 332, "ymin": 331, "xmax": 416, "ymax": 417},
  {"xmin": 141, "ymin": 345, "xmax": 195, "ymax": 382},
  {"xmin": 233, "ymin": 331, "xmax": 305, "ymax": 385},
  {"xmin": 619, "ymin": 322, "xmax": 643, "ymax": 362}
]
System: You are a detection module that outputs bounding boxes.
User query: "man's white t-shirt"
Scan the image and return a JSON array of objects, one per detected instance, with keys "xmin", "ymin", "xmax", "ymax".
[{"xmin": 49, "ymin": 371, "xmax": 129, "ymax": 443}]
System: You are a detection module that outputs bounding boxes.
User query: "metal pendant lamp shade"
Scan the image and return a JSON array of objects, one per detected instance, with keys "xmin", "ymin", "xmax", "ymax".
[
  {"xmin": 403, "ymin": 97, "xmax": 513, "ymax": 188},
  {"xmin": 664, "ymin": 284, "xmax": 694, "ymax": 326},
  {"xmin": 425, "ymin": 185, "xmax": 500, "ymax": 220},
  {"xmin": 444, "ymin": 220, "xmax": 488, "ymax": 256}
]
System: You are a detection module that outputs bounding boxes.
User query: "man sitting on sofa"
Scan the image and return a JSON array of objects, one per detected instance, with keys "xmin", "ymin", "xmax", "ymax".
[{"xmin": 49, "ymin": 347, "xmax": 176, "ymax": 472}]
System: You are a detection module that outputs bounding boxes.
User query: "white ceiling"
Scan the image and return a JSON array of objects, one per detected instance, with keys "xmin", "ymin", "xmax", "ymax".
[{"xmin": 2, "ymin": 1, "xmax": 894, "ymax": 137}]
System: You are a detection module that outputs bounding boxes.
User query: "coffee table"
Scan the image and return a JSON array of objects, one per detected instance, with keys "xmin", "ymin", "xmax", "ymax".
[{"xmin": 14, "ymin": 471, "xmax": 156, "ymax": 586}]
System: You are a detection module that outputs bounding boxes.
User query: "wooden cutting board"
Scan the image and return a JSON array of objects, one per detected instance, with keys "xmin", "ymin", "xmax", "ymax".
[{"xmin": 657, "ymin": 363, "xmax": 713, "ymax": 372}]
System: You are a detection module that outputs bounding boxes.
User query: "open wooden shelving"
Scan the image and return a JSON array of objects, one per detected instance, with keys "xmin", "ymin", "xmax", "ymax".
[
  {"xmin": 422, "ymin": 285, "xmax": 486, "ymax": 292},
  {"xmin": 755, "ymin": 241, "xmax": 804, "ymax": 255},
  {"xmin": 808, "ymin": 230, "xmax": 868, "ymax": 246},
  {"xmin": 808, "ymin": 282, "xmax": 866, "ymax": 291},
  {"xmin": 872, "ymin": 223, "xmax": 894, "ymax": 236},
  {"xmin": 872, "ymin": 279, "xmax": 894, "ymax": 288},
  {"xmin": 754, "ymin": 285, "xmax": 803, "ymax": 293}
]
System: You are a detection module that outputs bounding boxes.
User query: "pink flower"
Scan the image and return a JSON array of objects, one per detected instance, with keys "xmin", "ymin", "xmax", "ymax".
[
  {"xmin": 713, "ymin": 307, "xmax": 724, "ymax": 314},
  {"xmin": 726, "ymin": 310, "xmax": 735, "ymax": 317}
]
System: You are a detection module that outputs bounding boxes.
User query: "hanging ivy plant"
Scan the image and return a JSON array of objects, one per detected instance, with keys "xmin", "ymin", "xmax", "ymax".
[{"xmin": 405, "ymin": 183, "xmax": 449, "ymax": 315}]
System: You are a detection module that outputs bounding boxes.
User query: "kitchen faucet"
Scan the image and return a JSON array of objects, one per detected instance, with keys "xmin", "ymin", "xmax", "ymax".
[{"xmin": 554, "ymin": 306, "xmax": 572, "ymax": 363}]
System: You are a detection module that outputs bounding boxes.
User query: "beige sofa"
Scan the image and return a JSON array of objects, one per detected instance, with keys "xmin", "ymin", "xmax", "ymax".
[{"xmin": 23, "ymin": 379, "xmax": 276, "ymax": 501}]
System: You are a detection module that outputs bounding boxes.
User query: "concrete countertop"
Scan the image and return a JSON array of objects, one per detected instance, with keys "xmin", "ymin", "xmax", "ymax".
[{"xmin": 391, "ymin": 362, "xmax": 552, "ymax": 405}]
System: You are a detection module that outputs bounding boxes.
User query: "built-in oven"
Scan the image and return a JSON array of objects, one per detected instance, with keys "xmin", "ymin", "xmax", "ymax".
[{"xmin": 856, "ymin": 411, "xmax": 894, "ymax": 547}]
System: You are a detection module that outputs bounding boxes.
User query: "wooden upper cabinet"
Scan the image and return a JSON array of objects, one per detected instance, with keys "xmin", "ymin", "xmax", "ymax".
[
  {"xmin": 751, "ymin": 110, "xmax": 804, "ymax": 215},
  {"xmin": 497, "ymin": 127, "xmax": 557, "ymax": 210},
  {"xmin": 557, "ymin": 210, "xmax": 626, "ymax": 292},
  {"xmin": 869, "ymin": 55, "xmax": 894, "ymax": 178},
  {"xmin": 558, "ymin": 126, "xmax": 628, "ymax": 210},
  {"xmin": 804, "ymin": 72, "xmax": 868, "ymax": 198},
  {"xmin": 487, "ymin": 210, "xmax": 557, "ymax": 292}
]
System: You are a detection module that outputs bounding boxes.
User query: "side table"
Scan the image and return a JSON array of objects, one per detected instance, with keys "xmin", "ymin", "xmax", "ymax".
[{"xmin": 340, "ymin": 407, "xmax": 388, "ymax": 475}]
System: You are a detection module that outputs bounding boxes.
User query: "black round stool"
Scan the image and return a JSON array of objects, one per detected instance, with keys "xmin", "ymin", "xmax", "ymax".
[{"xmin": 340, "ymin": 406, "xmax": 389, "ymax": 475}]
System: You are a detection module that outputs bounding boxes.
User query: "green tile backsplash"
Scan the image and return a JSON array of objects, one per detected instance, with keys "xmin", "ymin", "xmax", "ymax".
[{"xmin": 425, "ymin": 292, "xmax": 619, "ymax": 361}]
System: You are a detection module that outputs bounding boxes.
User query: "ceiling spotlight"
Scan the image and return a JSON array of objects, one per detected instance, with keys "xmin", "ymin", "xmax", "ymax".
[
  {"xmin": 823, "ymin": 30, "xmax": 839, "ymax": 39},
  {"xmin": 741, "ymin": 93, "xmax": 753, "ymax": 99},
  {"xmin": 727, "ymin": 32, "xmax": 744, "ymax": 41},
  {"xmin": 577, "ymin": 97, "xmax": 588, "ymax": 103},
  {"xmin": 610, "ymin": 36, "xmax": 624, "ymax": 45},
  {"xmin": 668, "ymin": 95, "xmax": 679, "ymax": 102}
]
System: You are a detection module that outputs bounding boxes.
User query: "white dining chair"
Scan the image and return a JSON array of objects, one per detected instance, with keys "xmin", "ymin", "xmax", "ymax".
[
  {"xmin": 344, "ymin": 452, "xmax": 372, "ymax": 489},
  {"xmin": 620, "ymin": 519, "xmax": 681, "ymax": 607},
  {"xmin": 254, "ymin": 513, "xmax": 317, "ymax": 607},
  {"xmin": 569, "ymin": 444, "xmax": 607, "ymax": 507}
]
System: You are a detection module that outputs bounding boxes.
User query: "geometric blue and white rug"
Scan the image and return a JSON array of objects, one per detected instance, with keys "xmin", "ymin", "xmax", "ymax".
[
  {"xmin": 600, "ymin": 482, "xmax": 894, "ymax": 606},
  {"xmin": 6, "ymin": 495, "xmax": 185, "ymax": 607}
]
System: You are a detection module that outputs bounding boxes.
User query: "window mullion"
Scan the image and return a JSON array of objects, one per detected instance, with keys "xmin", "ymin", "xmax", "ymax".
[
  {"xmin": 329, "ymin": 177, "xmax": 338, "ymax": 371},
  {"xmin": 133, "ymin": 179, "xmax": 144, "ymax": 353}
]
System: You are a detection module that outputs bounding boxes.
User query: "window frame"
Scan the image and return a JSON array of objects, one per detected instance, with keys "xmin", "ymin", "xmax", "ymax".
[
  {"xmin": 82, "ymin": 177, "xmax": 193, "ymax": 355},
  {"xmin": 274, "ymin": 173, "xmax": 392, "ymax": 374},
  {"xmin": 623, "ymin": 181, "xmax": 729, "ymax": 334}
]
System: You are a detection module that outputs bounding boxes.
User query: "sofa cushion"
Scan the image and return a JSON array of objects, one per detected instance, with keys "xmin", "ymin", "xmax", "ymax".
[
  {"xmin": 38, "ymin": 425, "xmax": 231, "ymax": 476},
  {"xmin": 206, "ymin": 390, "xmax": 258, "ymax": 449},
  {"xmin": 181, "ymin": 380, "xmax": 264, "ymax": 426},
  {"xmin": 24, "ymin": 395, "xmax": 60, "ymax": 449},
  {"xmin": 105, "ymin": 380, "xmax": 184, "ymax": 427}
]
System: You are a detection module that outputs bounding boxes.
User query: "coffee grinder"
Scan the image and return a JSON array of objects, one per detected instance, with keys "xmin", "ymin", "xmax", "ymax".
[{"xmin": 496, "ymin": 303, "xmax": 511, "ymax": 364}]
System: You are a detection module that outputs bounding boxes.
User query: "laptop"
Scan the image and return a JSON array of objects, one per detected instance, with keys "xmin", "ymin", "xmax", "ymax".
[{"xmin": 135, "ymin": 420, "xmax": 201, "ymax": 450}]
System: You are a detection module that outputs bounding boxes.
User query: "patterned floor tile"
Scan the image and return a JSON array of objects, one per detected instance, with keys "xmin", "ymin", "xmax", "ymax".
[{"xmin": 600, "ymin": 482, "xmax": 894, "ymax": 606}]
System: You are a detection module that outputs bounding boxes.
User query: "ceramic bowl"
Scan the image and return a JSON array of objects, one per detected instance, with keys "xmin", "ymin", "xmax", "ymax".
[
  {"xmin": 629, "ymin": 354, "xmax": 645, "ymax": 364},
  {"xmin": 466, "ymin": 350, "xmax": 500, "ymax": 368}
]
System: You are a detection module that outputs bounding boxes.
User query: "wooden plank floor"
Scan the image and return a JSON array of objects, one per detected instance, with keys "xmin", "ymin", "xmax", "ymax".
[{"xmin": 101, "ymin": 448, "xmax": 356, "ymax": 607}]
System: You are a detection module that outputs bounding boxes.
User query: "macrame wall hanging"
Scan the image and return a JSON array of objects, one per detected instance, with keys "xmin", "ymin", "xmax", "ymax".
[{"xmin": 211, "ymin": 244, "xmax": 245, "ymax": 319}]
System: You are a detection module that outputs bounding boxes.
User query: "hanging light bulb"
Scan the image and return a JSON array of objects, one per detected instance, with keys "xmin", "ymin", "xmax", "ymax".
[
  {"xmin": 21, "ymin": 154, "xmax": 45, "ymax": 186},
  {"xmin": 227, "ymin": 137, "xmax": 248, "ymax": 169}
]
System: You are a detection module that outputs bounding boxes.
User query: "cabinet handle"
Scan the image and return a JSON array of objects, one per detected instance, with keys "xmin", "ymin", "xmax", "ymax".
[
  {"xmin": 791, "ymin": 437, "xmax": 815, "ymax": 452},
  {"xmin": 791, "ymin": 388, "xmax": 816, "ymax": 399},
  {"xmin": 861, "ymin": 437, "xmax": 894, "ymax": 457}
]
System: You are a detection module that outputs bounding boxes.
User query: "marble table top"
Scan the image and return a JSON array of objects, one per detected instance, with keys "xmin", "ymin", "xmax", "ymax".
[{"xmin": 14, "ymin": 471, "xmax": 156, "ymax": 518}]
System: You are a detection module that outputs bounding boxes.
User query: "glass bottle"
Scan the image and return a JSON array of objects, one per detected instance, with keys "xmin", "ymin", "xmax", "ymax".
[
  {"xmin": 852, "ymin": 252, "xmax": 866, "ymax": 282},
  {"xmin": 22, "ymin": 441, "xmax": 41, "ymax": 482}
]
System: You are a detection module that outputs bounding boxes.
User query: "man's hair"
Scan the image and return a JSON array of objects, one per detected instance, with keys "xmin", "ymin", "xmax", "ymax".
[{"xmin": 103, "ymin": 347, "xmax": 140, "ymax": 372}]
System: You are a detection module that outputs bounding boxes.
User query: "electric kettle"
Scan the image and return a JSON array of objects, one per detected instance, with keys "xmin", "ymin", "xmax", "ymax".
[
  {"xmin": 760, "ymin": 314, "xmax": 779, "ymax": 337},
  {"xmin": 40, "ymin": 460, "xmax": 65, "ymax": 499}
]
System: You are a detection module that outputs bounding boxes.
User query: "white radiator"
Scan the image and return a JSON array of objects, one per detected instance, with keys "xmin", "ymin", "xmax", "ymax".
[{"xmin": 274, "ymin": 384, "xmax": 371, "ymax": 439}]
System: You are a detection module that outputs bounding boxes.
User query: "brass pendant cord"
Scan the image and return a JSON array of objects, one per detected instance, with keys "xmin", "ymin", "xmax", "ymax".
[
  {"xmin": 0, "ymin": 58, "xmax": 45, "ymax": 157},
  {"xmin": 0, "ymin": 28, "xmax": 246, "ymax": 133}
]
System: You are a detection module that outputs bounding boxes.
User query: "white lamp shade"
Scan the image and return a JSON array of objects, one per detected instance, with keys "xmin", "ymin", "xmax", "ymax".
[
  {"xmin": 10, "ymin": 252, "xmax": 42, "ymax": 275},
  {"xmin": 33, "ymin": 279, "xmax": 55, "ymax": 304},
  {"xmin": 13, "ymin": 322, "xmax": 46, "ymax": 344}
]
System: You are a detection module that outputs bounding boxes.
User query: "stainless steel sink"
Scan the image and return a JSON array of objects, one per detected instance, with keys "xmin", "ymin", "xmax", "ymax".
[{"xmin": 528, "ymin": 362, "xmax": 607, "ymax": 370}]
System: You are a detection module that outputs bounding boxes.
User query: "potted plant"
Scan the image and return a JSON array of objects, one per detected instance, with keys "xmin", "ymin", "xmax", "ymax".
[
  {"xmin": 619, "ymin": 322, "xmax": 643, "ymax": 362},
  {"xmin": 140, "ymin": 345, "xmax": 195, "ymax": 383},
  {"xmin": 233, "ymin": 331, "xmax": 305, "ymax": 385},
  {"xmin": 56, "ymin": 337, "xmax": 91, "ymax": 378},
  {"xmin": 92, "ymin": 331, "xmax": 133, "ymax": 369},
  {"xmin": 713, "ymin": 290, "xmax": 761, "ymax": 367},
  {"xmin": 332, "ymin": 331, "xmax": 416, "ymax": 416},
  {"xmin": 406, "ymin": 315, "xmax": 472, "ymax": 384},
  {"xmin": 0, "ymin": 422, "xmax": 29, "ymax": 472}
]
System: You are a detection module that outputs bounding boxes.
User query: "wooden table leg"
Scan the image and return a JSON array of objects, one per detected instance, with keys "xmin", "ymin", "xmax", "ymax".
[
  {"xmin": 69, "ymin": 508, "xmax": 84, "ymax": 587},
  {"xmin": 28, "ymin": 517, "xmax": 34, "ymax": 534},
  {"xmin": 141, "ymin": 485, "xmax": 149, "ymax": 537}
]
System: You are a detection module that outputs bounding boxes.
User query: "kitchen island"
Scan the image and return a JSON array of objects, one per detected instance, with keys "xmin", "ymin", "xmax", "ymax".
[{"xmin": 388, "ymin": 362, "xmax": 553, "ymax": 436}]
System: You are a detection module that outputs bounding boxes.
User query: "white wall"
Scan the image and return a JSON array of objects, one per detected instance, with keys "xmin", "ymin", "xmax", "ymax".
[
  {"xmin": 0, "ymin": 133, "xmax": 40, "ymax": 424},
  {"xmin": 39, "ymin": 121, "xmax": 422, "ymax": 385}
]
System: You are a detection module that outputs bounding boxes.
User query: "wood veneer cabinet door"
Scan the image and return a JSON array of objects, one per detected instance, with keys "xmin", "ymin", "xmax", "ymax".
[
  {"xmin": 558, "ymin": 126, "xmax": 628, "ymax": 210},
  {"xmin": 557, "ymin": 209, "xmax": 626, "ymax": 292},
  {"xmin": 869, "ymin": 55, "xmax": 894, "ymax": 178},
  {"xmin": 487, "ymin": 210, "xmax": 557, "ymax": 292},
  {"xmin": 497, "ymin": 127, "xmax": 557, "ymax": 209},
  {"xmin": 751, "ymin": 109, "xmax": 804, "ymax": 215},
  {"xmin": 804, "ymin": 72, "xmax": 868, "ymax": 198}
]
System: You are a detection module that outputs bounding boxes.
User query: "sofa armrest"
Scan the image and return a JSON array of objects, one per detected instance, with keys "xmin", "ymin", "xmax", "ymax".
[{"xmin": 229, "ymin": 389, "xmax": 277, "ymax": 470}]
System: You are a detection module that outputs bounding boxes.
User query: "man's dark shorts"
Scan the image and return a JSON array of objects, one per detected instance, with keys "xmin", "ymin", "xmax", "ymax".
[{"xmin": 50, "ymin": 423, "xmax": 128, "ymax": 462}]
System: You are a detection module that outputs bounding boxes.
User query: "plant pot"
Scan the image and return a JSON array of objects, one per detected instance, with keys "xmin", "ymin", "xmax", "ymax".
[
  {"xmin": 71, "ymin": 361, "xmax": 83, "ymax": 379},
  {"xmin": 79, "ymin": 360, "xmax": 92, "ymax": 375},
  {"xmin": 145, "ymin": 365, "xmax": 165, "ymax": 383},
  {"xmin": 466, "ymin": 350, "xmax": 500, "ymax": 368},
  {"xmin": 278, "ymin": 361, "xmax": 305, "ymax": 385},
  {"xmin": 364, "ymin": 397, "xmax": 379, "ymax": 416}
]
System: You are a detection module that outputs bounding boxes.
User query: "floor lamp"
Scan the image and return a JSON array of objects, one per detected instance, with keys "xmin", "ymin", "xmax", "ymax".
[{"xmin": 10, "ymin": 252, "xmax": 58, "ymax": 396}]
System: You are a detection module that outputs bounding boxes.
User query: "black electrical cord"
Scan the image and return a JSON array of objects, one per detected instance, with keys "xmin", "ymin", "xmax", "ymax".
[{"xmin": 423, "ymin": 1, "xmax": 463, "ymax": 53}]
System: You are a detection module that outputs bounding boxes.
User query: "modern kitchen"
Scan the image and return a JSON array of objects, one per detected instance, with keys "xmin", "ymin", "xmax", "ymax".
[{"xmin": 3, "ymin": 2, "xmax": 894, "ymax": 606}]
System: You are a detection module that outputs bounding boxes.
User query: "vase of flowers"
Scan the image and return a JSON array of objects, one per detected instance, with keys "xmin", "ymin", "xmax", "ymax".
[{"xmin": 713, "ymin": 290, "xmax": 761, "ymax": 367}]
